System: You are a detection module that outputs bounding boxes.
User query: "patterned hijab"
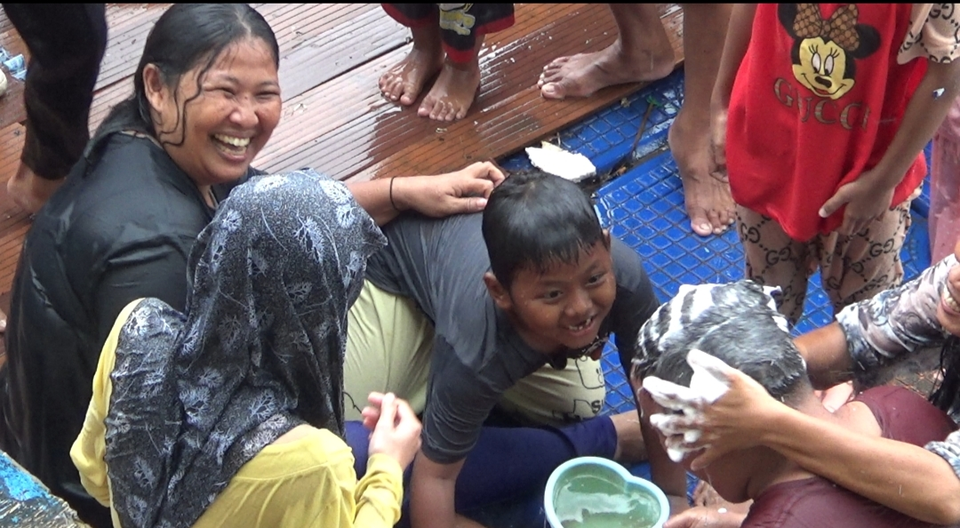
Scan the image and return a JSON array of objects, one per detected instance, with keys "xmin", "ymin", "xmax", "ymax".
[{"xmin": 103, "ymin": 170, "xmax": 386, "ymax": 528}]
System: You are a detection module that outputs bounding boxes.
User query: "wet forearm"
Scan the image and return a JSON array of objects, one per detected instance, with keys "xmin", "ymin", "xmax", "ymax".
[
  {"xmin": 763, "ymin": 405, "xmax": 960, "ymax": 524},
  {"xmin": 793, "ymin": 323, "xmax": 854, "ymax": 389},
  {"xmin": 346, "ymin": 178, "xmax": 402, "ymax": 226},
  {"xmin": 410, "ymin": 454, "xmax": 463, "ymax": 528},
  {"xmin": 865, "ymin": 59, "xmax": 960, "ymax": 190}
]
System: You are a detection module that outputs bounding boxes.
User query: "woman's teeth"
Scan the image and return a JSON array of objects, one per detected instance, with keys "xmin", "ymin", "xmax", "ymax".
[
  {"xmin": 213, "ymin": 134, "xmax": 250, "ymax": 148},
  {"xmin": 945, "ymin": 288, "xmax": 960, "ymax": 313}
]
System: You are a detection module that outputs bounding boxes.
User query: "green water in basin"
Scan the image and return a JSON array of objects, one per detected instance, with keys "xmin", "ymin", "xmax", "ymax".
[{"xmin": 551, "ymin": 463, "xmax": 661, "ymax": 528}]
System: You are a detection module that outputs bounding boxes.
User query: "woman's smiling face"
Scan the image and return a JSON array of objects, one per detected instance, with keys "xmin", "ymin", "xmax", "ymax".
[{"xmin": 146, "ymin": 37, "xmax": 281, "ymax": 188}]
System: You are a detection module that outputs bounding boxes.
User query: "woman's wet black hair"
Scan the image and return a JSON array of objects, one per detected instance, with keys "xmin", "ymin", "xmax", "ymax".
[
  {"xmin": 89, "ymin": 4, "xmax": 278, "ymax": 157},
  {"xmin": 931, "ymin": 336, "xmax": 960, "ymax": 419},
  {"xmin": 481, "ymin": 170, "xmax": 605, "ymax": 290},
  {"xmin": 634, "ymin": 281, "xmax": 810, "ymax": 406}
]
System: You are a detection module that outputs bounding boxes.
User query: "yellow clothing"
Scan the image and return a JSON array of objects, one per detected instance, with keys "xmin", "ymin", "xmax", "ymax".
[{"xmin": 71, "ymin": 301, "xmax": 404, "ymax": 527}]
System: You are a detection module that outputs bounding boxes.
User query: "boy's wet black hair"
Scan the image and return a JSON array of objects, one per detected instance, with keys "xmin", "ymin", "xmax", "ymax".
[
  {"xmin": 481, "ymin": 170, "xmax": 605, "ymax": 290},
  {"xmin": 634, "ymin": 280, "xmax": 809, "ymax": 406}
]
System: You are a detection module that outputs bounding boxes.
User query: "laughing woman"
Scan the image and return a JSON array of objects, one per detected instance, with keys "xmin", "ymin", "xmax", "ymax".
[{"xmin": 0, "ymin": 4, "xmax": 502, "ymax": 526}]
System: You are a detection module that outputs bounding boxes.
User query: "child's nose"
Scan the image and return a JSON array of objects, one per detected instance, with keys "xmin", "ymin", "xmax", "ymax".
[{"xmin": 565, "ymin": 288, "xmax": 591, "ymax": 316}]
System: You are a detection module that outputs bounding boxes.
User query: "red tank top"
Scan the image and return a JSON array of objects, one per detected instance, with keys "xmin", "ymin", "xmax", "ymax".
[{"xmin": 727, "ymin": 4, "xmax": 927, "ymax": 241}]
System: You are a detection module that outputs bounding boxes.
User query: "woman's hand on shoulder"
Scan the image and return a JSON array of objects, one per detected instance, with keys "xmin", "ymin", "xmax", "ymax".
[
  {"xmin": 363, "ymin": 392, "xmax": 422, "ymax": 469},
  {"xmin": 396, "ymin": 162, "xmax": 505, "ymax": 218}
]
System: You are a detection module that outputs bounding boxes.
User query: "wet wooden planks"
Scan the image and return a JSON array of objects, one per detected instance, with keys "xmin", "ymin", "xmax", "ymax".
[
  {"xmin": 0, "ymin": 4, "xmax": 685, "ymax": 362},
  {"xmin": 259, "ymin": 3, "xmax": 684, "ymax": 180}
]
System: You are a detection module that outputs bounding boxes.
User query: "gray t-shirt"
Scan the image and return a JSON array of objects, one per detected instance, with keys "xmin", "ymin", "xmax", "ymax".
[{"xmin": 365, "ymin": 212, "xmax": 659, "ymax": 464}]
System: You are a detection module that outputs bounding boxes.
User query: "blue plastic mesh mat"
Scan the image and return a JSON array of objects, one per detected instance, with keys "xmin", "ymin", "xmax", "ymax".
[{"xmin": 594, "ymin": 152, "xmax": 932, "ymax": 415}]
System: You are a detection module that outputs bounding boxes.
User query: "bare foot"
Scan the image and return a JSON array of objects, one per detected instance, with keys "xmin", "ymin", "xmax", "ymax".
[
  {"xmin": 418, "ymin": 58, "xmax": 480, "ymax": 122},
  {"xmin": 669, "ymin": 109, "xmax": 735, "ymax": 236},
  {"xmin": 538, "ymin": 41, "xmax": 675, "ymax": 100},
  {"xmin": 610, "ymin": 411, "xmax": 647, "ymax": 463},
  {"xmin": 7, "ymin": 163, "xmax": 65, "ymax": 214},
  {"xmin": 379, "ymin": 46, "xmax": 444, "ymax": 106}
]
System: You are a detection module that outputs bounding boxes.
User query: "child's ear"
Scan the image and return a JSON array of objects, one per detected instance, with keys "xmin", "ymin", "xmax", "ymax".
[{"xmin": 483, "ymin": 271, "xmax": 513, "ymax": 310}]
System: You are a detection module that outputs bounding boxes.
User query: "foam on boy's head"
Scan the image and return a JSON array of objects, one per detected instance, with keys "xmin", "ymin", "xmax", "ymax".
[
  {"xmin": 633, "ymin": 280, "xmax": 806, "ymax": 403},
  {"xmin": 482, "ymin": 169, "xmax": 605, "ymax": 289}
]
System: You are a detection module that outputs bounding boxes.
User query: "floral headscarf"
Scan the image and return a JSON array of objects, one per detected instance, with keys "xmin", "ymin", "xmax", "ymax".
[{"xmin": 103, "ymin": 170, "xmax": 386, "ymax": 528}]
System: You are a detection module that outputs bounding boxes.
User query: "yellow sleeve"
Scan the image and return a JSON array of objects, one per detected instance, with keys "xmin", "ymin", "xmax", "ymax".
[
  {"xmin": 69, "ymin": 300, "xmax": 143, "ymax": 510},
  {"xmin": 353, "ymin": 453, "xmax": 405, "ymax": 526},
  {"xmin": 194, "ymin": 427, "xmax": 405, "ymax": 528}
]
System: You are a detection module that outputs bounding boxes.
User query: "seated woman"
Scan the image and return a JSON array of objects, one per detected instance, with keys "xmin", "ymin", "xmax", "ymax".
[
  {"xmin": 649, "ymin": 244, "xmax": 960, "ymax": 527},
  {"xmin": 71, "ymin": 170, "xmax": 420, "ymax": 527},
  {"xmin": 0, "ymin": 4, "xmax": 502, "ymax": 525},
  {"xmin": 634, "ymin": 281, "xmax": 955, "ymax": 527}
]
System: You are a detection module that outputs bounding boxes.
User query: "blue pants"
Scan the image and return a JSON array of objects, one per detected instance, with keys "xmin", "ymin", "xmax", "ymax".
[{"xmin": 346, "ymin": 415, "xmax": 618, "ymax": 512}]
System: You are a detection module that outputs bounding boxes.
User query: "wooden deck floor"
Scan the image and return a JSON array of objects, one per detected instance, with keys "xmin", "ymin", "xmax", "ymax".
[{"xmin": 0, "ymin": 4, "xmax": 684, "ymax": 356}]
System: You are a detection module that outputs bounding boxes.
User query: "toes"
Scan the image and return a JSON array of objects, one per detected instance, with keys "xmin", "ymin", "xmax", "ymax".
[
  {"xmin": 540, "ymin": 82, "xmax": 566, "ymax": 100},
  {"xmin": 417, "ymin": 100, "xmax": 432, "ymax": 118},
  {"xmin": 706, "ymin": 210, "xmax": 724, "ymax": 235},
  {"xmin": 383, "ymin": 77, "xmax": 404, "ymax": 102},
  {"xmin": 436, "ymin": 101, "xmax": 458, "ymax": 122},
  {"xmin": 378, "ymin": 75, "xmax": 395, "ymax": 99},
  {"xmin": 399, "ymin": 86, "xmax": 417, "ymax": 106},
  {"xmin": 542, "ymin": 56, "xmax": 570, "ymax": 74},
  {"xmin": 690, "ymin": 215, "xmax": 714, "ymax": 237}
]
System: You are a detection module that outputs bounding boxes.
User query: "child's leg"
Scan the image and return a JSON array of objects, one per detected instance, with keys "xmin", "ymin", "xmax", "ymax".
[
  {"xmin": 669, "ymin": 4, "xmax": 736, "ymax": 237},
  {"xmin": 379, "ymin": 4, "xmax": 444, "ymax": 106},
  {"xmin": 817, "ymin": 201, "xmax": 911, "ymax": 315},
  {"xmin": 736, "ymin": 205, "xmax": 815, "ymax": 325},
  {"xmin": 343, "ymin": 280, "xmax": 433, "ymax": 419},
  {"xmin": 419, "ymin": 4, "xmax": 515, "ymax": 121}
]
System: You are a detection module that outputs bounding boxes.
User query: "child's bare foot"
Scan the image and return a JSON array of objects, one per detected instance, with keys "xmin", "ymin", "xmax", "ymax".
[
  {"xmin": 611, "ymin": 411, "xmax": 647, "ymax": 463},
  {"xmin": 379, "ymin": 46, "xmax": 444, "ymax": 107},
  {"xmin": 669, "ymin": 108, "xmax": 735, "ymax": 237},
  {"xmin": 7, "ymin": 163, "xmax": 64, "ymax": 214},
  {"xmin": 538, "ymin": 40, "xmax": 675, "ymax": 100},
  {"xmin": 418, "ymin": 57, "xmax": 480, "ymax": 122}
]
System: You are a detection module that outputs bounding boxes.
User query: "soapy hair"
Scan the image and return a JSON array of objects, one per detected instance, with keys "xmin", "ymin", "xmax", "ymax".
[{"xmin": 634, "ymin": 280, "xmax": 809, "ymax": 405}]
